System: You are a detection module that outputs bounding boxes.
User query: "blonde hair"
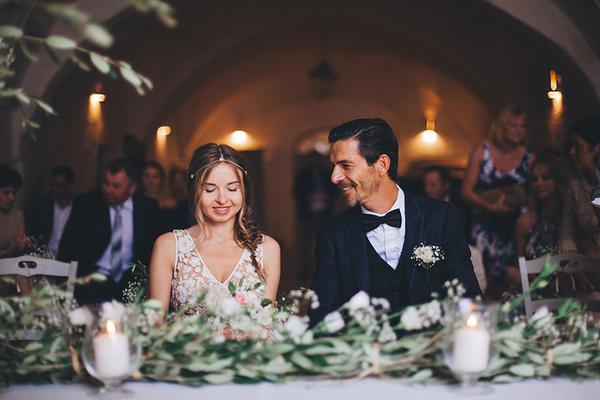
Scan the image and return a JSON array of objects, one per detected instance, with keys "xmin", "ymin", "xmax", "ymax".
[
  {"xmin": 187, "ymin": 143, "xmax": 265, "ymax": 280},
  {"xmin": 490, "ymin": 105, "xmax": 527, "ymax": 145}
]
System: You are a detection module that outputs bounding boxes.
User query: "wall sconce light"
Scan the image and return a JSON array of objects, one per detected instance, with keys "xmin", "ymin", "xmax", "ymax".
[
  {"xmin": 420, "ymin": 119, "xmax": 439, "ymax": 144},
  {"xmin": 89, "ymin": 84, "xmax": 106, "ymax": 104},
  {"xmin": 547, "ymin": 69, "xmax": 562, "ymax": 100},
  {"xmin": 231, "ymin": 130, "xmax": 249, "ymax": 146},
  {"xmin": 156, "ymin": 126, "xmax": 171, "ymax": 137}
]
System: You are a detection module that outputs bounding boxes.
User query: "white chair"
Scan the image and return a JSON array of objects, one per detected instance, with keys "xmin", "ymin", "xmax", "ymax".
[
  {"xmin": 0, "ymin": 255, "xmax": 78, "ymax": 308},
  {"xmin": 518, "ymin": 252, "xmax": 600, "ymax": 319}
]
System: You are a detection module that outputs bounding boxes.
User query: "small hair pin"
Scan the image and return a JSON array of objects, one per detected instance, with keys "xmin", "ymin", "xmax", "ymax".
[{"xmin": 190, "ymin": 173, "xmax": 195, "ymax": 179}]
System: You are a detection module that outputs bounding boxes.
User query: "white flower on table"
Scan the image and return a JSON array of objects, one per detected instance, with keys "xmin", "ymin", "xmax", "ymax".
[
  {"xmin": 401, "ymin": 306, "xmax": 422, "ymax": 330},
  {"xmin": 324, "ymin": 311, "xmax": 345, "ymax": 333},
  {"xmin": 284, "ymin": 315, "xmax": 308, "ymax": 339},
  {"xmin": 348, "ymin": 291, "xmax": 370, "ymax": 312}
]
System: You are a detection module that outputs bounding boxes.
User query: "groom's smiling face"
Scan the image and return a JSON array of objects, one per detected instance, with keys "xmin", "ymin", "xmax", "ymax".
[{"xmin": 330, "ymin": 139, "xmax": 380, "ymax": 207}]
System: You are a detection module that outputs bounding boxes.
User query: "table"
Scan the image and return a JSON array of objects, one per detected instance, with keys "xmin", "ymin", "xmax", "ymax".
[{"xmin": 3, "ymin": 378, "xmax": 600, "ymax": 400}]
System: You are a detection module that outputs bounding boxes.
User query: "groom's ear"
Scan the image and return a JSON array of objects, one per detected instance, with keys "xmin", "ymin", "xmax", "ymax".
[{"xmin": 374, "ymin": 154, "xmax": 391, "ymax": 177}]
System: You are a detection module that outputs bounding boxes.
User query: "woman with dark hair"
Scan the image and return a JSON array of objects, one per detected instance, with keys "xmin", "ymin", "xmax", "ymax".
[
  {"xmin": 149, "ymin": 144, "xmax": 281, "ymax": 323},
  {"xmin": 515, "ymin": 152, "xmax": 569, "ymax": 261},
  {"xmin": 461, "ymin": 106, "xmax": 533, "ymax": 297},
  {"xmin": 0, "ymin": 164, "xmax": 33, "ymax": 294},
  {"xmin": 141, "ymin": 160, "xmax": 178, "ymax": 232}
]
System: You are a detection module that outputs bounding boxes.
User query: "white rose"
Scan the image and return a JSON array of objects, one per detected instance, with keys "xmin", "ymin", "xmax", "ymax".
[
  {"xmin": 101, "ymin": 301, "xmax": 126, "ymax": 321},
  {"xmin": 324, "ymin": 311, "xmax": 345, "ymax": 333},
  {"xmin": 285, "ymin": 315, "xmax": 308, "ymax": 338},
  {"xmin": 348, "ymin": 291, "xmax": 370, "ymax": 312},
  {"xmin": 68, "ymin": 307, "xmax": 93, "ymax": 326},
  {"xmin": 220, "ymin": 297, "xmax": 242, "ymax": 317},
  {"xmin": 400, "ymin": 306, "xmax": 422, "ymax": 330},
  {"xmin": 531, "ymin": 306, "xmax": 549, "ymax": 322}
]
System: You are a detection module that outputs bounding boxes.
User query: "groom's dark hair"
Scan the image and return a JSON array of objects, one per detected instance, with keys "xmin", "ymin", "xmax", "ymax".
[{"xmin": 328, "ymin": 118, "xmax": 398, "ymax": 181}]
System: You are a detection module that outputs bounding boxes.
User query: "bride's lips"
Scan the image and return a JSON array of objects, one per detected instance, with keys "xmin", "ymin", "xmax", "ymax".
[{"xmin": 212, "ymin": 206, "xmax": 232, "ymax": 215}]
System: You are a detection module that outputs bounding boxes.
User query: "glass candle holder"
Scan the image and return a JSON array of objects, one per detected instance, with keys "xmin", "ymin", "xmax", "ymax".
[
  {"xmin": 80, "ymin": 302, "xmax": 141, "ymax": 395},
  {"xmin": 442, "ymin": 299, "xmax": 497, "ymax": 393}
]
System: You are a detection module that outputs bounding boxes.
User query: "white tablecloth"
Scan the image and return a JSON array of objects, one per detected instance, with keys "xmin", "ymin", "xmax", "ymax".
[{"xmin": 3, "ymin": 378, "xmax": 600, "ymax": 400}]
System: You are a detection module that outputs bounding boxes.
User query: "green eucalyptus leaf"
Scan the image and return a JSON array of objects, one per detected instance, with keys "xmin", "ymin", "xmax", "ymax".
[
  {"xmin": 120, "ymin": 65, "xmax": 142, "ymax": 87},
  {"xmin": 492, "ymin": 374, "xmax": 518, "ymax": 383},
  {"xmin": 228, "ymin": 281, "xmax": 237, "ymax": 296},
  {"xmin": 89, "ymin": 52, "xmax": 111, "ymax": 74},
  {"xmin": 46, "ymin": 36, "xmax": 77, "ymax": 50},
  {"xmin": 509, "ymin": 364, "xmax": 535, "ymax": 377},
  {"xmin": 84, "ymin": 23, "xmax": 113, "ymax": 47},
  {"xmin": 290, "ymin": 351, "xmax": 314, "ymax": 370},
  {"xmin": 24, "ymin": 342, "xmax": 44, "ymax": 351},
  {"xmin": 408, "ymin": 369, "xmax": 432, "ymax": 383},
  {"xmin": 18, "ymin": 40, "xmax": 38, "ymax": 62},
  {"xmin": 89, "ymin": 273, "xmax": 107, "ymax": 282},
  {"xmin": 34, "ymin": 98, "xmax": 56, "ymax": 115},
  {"xmin": 554, "ymin": 353, "xmax": 591, "ymax": 365},
  {"xmin": 204, "ymin": 372, "xmax": 234, "ymax": 384},
  {"xmin": 0, "ymin": 25, "xmax": 23, "ymax": 38},
  {"xmin": 526, "ymin": 352, "xmax": 546, "ymax": 365},
  {"xmin": 551, "ymin": 343, "xmax": 580, "ymax": 357}
]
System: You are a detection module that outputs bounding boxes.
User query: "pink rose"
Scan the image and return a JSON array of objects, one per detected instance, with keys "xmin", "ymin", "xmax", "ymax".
[{"xmin": 235, "ymin": 291, "xmax": 247, "ymax": 305}]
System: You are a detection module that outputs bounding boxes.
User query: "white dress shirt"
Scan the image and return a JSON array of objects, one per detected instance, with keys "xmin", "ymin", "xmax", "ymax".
[
  {"xmin": 47, "ymin": 202, "xmax": 72, "ymax": 254},
  {"xmin": 96, "ymin": 197, "xmax": 134, "ymax": 279},
  {"xmin": 361, "ymin": 186, "xmax": 406, "ymax": 269}
]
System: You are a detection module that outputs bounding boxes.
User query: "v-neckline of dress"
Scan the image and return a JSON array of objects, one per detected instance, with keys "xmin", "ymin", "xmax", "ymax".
[{"xmin": 184, "ymin": 229, "xmax": 247, "ymax": 285}]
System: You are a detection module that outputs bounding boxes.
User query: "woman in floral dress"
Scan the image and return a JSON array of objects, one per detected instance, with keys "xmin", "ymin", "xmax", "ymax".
[
  {"xmin": 461, "ymin": 106, "xmax": 533, "ymax": 297},
  {"xmin": 149, "ymin": 144, "xmax": 281, "ymax": 329}
]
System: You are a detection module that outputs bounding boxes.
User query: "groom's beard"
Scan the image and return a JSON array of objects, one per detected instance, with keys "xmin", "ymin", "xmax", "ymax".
[{"xmin": 337, "ymin": 179, "xmax": 379, "ymax": 207}]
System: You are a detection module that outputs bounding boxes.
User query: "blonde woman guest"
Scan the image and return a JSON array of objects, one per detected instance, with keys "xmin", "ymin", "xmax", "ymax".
[
  {"xmin": 461, "ymin": 106, "xmax": 533, "ymax": 297},
  {"xmin": 149, "ymin": 144, "xmax": 281, "ymax": 318}
]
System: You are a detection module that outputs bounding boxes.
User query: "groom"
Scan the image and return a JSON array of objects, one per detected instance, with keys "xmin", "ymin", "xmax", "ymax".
[{"xmin": 311, "ymin": 118, "xmax": 481, "ymax": 321}]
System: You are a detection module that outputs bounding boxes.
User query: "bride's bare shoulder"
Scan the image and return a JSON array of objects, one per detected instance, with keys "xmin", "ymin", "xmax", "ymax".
[
  {"xmin": 153, "ymin": 231, "xmax": 177, "ymax": 255},
  {"xmin": 261, "ymin": 234, "xmax": 280, "ymax": 257}
]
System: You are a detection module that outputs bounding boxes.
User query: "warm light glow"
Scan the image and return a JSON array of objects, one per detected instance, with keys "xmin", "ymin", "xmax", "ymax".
[
  {"xmin": 231, "ymin": 130, "xmax": 249, "ymax": 146},
  {"xmin": 89, "ymin": 93, "xmax": 106, "ymax": 103},
  {"xmin": 156, "ymin": 126, "xmax": 171, "ymax": 137},
  {"xmin": 547, "ymin": 91, "xmax": 562, "ymax": 100},
  {"xmin": 421, "ymin": 129, "xmax": 439, "ymax": 144},
  {"xmin": 105, "ymin": 319, "xmax": 116, "ymax": 334},
  {"xmin": 550, "ymin": 70, "xmax": 558, "ymax": 91},
  {"xmin": 466, "ymin": 314, "xmax": 479, "ymax": 329}
]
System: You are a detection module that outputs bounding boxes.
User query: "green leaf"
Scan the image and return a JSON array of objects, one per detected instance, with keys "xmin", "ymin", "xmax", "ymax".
[
  {"xmin": 554, "ymin": 353, "xmax": 592, "ymax": 365},
  {"xmin": 551, "ymin": 343, "xmax": 580, "ymax": 358},
  {"xmin": 0, "ymin": 25, "xmax": 23, "ymax": 38},
  {"xmin": 185, "ymin": 357, "xmax": 233, "ymax": 372},
  {"xmin": 24, "ymin": 342, "xmax": 44, "ymax": 351},
  {"xmin": 84, "ymin": 23, "xmax": 113, "ymax": 47},
  {"xmin": 43, "ymin": 44, "xmax": 62, "ymax": 65},
  {"xmin": 142, "ymin": 299, "xmax": 163, "ymax": 310},
  {"xmin": 492, "ymin": 374, "xmax": 517, "ymax": 383},
  {"xmin": 290, "ymin": 351, "xmax": 314, "ymax": 370},
  {"xmin": 526, "ymin": 352, "xmax": 546, "ymax": 365},
  {"xmin": 19, "ymin": 40, "xmax": 38, "ymax": 62},
  {"xmin": 304, "ymin": 345, "xmax": 337, "ymax": 356},
  {"xmin": 34, "ymin": 98, "xmax": 56, "ymax": 115},
  {"xmin": 228, "ymin": 281, "xmax": 237, "ymax": 296},
  {"xmin": 89, "ymin": 273, "xmax": 107, "ymax": 282},
  {"xmin": 46, "ymin": 35, "xmax": 77, "ymax": 50},
  {"xmin": 204, "ymin": 372, "xmax": 233, "ymax": 384},
  {"xmin": 509, "ymin": 364, "xmax": 535, "ymax": 377},
  {"xmin": 120, "ymin": 65, "xmax": 142, "ymax": 87},
  {"xmin": 90, "ymin": 52, "xmax": 111, "ymax": 74},
  {"xmin": 261, "ymin": 299, "xmax": 273, "ymax": 307},
  {"xmin": 408, "ymin": 369, "xmax": 432, "ymax": 383},
  {"xmin": 70, "ymin": 53, "xmax": 91, "ymax": 72}
]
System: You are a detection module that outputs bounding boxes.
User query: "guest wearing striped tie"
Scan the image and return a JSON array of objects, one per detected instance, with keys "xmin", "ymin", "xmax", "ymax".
[{"xmin": 58, "ymin": 159, "xmax": 159, "ymax": 304}]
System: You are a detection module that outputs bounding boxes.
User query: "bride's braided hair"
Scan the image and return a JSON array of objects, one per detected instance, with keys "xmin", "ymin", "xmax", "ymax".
[{"xmin": 187, "ymin": 143, "xmax": 265, "ymax": 280}]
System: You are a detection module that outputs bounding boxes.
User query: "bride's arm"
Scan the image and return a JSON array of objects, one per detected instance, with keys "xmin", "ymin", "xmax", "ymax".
[
  {"xmin": 262, "ymin": 235, "xmax": 281, "ymax": 302},
  {"xmin": 149, "ymin": 232, "xmax": 176, "ymax": 311}
]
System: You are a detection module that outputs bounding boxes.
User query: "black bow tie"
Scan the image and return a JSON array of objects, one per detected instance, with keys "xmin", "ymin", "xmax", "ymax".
[{"xmin": 362, "ymin": 209, "xmax": 402, "ymax": 232}]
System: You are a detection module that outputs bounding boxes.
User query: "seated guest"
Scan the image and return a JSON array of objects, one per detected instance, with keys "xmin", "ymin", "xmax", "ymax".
[
  {"xmin": 141, "ymin": 161, "xmax": 177, "ymax": 233},
  {"xmin": 169, "ymin": 166, "xmax": 194, "ymax": 229},
  {"xmin": 422, "ymin": 165, "xmax": 452, "ymax": 201},
  {"xmin": 0, "ymin": 165, "xmax": 33, "ymax": 294},
  {"xmin": 505, "ymin": 152, "xmax": 569, "ymax": 290},
  {"xmin": 560, "ymin": 117, "xmax": 600, "ymax": 290},
  {"xmin": 58, "ymin": 159, "xmax": 159, "ymax": 304},
  {"xmin": 26, "ymin": 165, "xmax": 75, "ymax": 255},
  {"xmin": 422, "ymin": 165, "xmax": 487, "ymax": 293}
]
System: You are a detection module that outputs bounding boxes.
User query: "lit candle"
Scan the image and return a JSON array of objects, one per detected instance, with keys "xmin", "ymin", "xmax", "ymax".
[
  {"xmin": 92, "ymin": 319, "xmax": 130, "ymax": 378},
  {"xmin": 451, "ymin": 313, "xmax": 490, "ymax": 373}
]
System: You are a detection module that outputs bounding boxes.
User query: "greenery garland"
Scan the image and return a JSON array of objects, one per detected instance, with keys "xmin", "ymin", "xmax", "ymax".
[{"xmin": 1, "ymin": 263, "xmax": 599, "ymax": 389}]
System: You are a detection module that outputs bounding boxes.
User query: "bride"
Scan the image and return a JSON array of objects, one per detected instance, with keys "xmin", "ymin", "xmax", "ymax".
[{"xmin": 149, "ymin": 143, "xmax": 280, "ymax": 317}]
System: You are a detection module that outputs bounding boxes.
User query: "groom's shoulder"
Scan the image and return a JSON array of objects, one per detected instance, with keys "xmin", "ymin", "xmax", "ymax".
[
  {"xmin": 324, "ymin": 206, "xmax": 361, "ymax": 231},
  {"xmin": 405, "ymin": 191, "xmax": 453, "ymax": 215}
]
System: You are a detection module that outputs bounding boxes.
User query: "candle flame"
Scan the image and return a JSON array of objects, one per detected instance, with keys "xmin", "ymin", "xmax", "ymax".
[
  {"xmin": 106, "ymin": 319, "xmax": 116, "ymax": 334},
  {"xmin": 466, "ymin": 314, "xmax": 479, "ymax": 329}
]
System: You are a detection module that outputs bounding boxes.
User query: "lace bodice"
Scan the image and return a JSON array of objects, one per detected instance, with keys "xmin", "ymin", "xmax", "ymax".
[{"xmin": 170, "ymin": 229, "xmax": 265, "ymax": 314}]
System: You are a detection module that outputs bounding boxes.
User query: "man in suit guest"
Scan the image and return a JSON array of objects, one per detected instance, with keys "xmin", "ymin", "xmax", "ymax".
[
  {"xmin": 311, "ymin": 118, "xmax": 481, "ymax": 322},
  {"xmin": 58, "ymin": 159, "xmax": 159, "ymax": 304},
  {"xmin": 26, "ymin": 165, "xmax": 75, "ymax": 255}
]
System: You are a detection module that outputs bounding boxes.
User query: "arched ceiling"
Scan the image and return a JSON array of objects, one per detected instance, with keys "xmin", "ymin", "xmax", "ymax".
[{"xmin": 21, "ymin": 0, "xmax": 600, "ymax": 187}]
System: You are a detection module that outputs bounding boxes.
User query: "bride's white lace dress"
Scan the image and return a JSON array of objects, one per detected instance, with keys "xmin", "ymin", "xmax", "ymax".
[{"xmin": 169, "ymin": 229, "xmax": 266, "ymax": 316}]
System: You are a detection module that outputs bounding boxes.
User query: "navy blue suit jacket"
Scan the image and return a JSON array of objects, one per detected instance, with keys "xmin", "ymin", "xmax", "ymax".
[{"xmin": 311, "ymin": 192, "xmax": 482, "ymax": 322}]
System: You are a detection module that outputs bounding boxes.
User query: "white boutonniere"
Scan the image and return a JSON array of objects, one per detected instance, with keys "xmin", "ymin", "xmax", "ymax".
[{"xmin": 411, "ymin": 244, "xmax": 444, "ymax": 282}]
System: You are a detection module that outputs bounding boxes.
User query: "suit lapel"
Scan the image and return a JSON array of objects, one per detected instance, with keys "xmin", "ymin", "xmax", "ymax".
[
  {"xmin": 399, "ymin": 193, "xmax": 424, "ymax": 276},
  {"xmin": 345, "ymin": 207, "xmax": 370, "ymax": 292}
]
